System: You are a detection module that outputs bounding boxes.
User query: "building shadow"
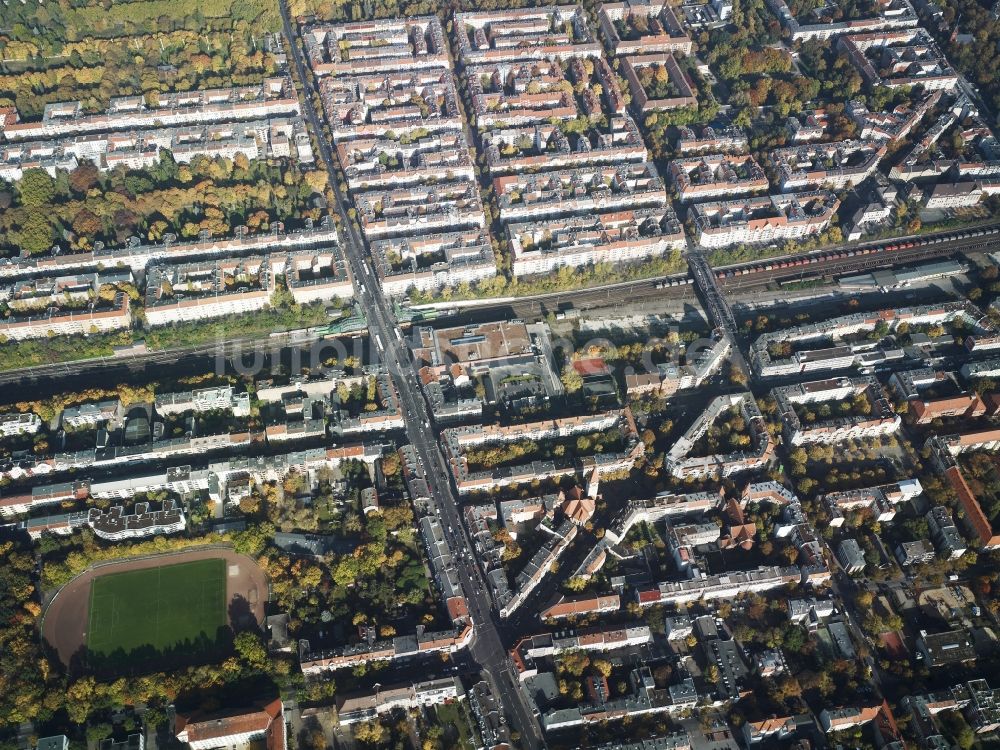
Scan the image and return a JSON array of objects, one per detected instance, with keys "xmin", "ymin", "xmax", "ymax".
[{"xmin": 229, "ymin": 594, "xmax": 262, "ymax": 635}]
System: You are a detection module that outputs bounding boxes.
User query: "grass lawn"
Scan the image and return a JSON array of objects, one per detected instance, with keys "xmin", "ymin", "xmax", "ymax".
[
  {"xmin": 87, "ymin": 558, "xmax": 227, "ymax": 657},
  {"xmin": 432, "ymin": 702, "xmax": 478, "ymax": 749}
]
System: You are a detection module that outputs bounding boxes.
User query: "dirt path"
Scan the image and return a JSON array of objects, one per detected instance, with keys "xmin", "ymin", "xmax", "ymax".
[{"xmin": 42, "ymin": 546, "xmax": 267, "ymax": 668}]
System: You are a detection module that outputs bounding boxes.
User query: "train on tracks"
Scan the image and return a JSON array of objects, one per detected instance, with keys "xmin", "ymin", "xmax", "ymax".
[{"xmin": 712, "ymin": 225, "xmax": 1000, "ymax": 288}]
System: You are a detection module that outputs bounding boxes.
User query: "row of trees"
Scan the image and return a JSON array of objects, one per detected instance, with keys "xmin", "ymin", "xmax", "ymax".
[
  {"xmin": 0, "ymin": 25, "xmax": 278, "ymax": 120},
  {"xmin": 40, "ymin": 527, "xmax": 243, "ymax": 589},
  {"xmin": 1, "ymin": 0, "xmax": 278, "ymax": 55},
  {"xmin": 409, "ymin": 252, "xmax": 686, "ymax": 304},
  {"xmin": 2, "ymin": 155, "xmax": 328, "ymax": 257},
  {"xmin": 2, "ymin": 382, "xmax": 153, "ymax": 425},
  {"xmin": 0, "ymin": 277, "xmax": 342, "ymax": 372},
  {"xmin": 706, "ymin": 226, "xmax": 844, "ymax": 266}
]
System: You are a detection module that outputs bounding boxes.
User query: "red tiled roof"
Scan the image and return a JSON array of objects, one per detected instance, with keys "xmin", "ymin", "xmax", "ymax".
[
  {"xmin": 945, "ymin": 465, "xmax": 1000, "ymax": 548},
  {"xmin": 749, "ymin": 716, "xmax": 793, "ymax": 733},
  {"xmin": 540, "ymin": 594, "xmax": 620, "ymax": 618},
  {"xmin": 177, "ymin": 698, "xmax": 284, "ymax": 750},
  {"xmin": 910, "ymin": 393, "xmax": 982, "ymax": 422},
  {"xmin": 447, "ymin": 596, "xmax": 469, "ymax": 622},
  {"xmin": 573, "ymin": 357, "xmax": 610, "ymax": 376},
  {"xmin": 636, "ymin": 589, "xmax": 661, "ymax": 604},
  {"xmin": 875, "ymin": 700, "xmax": 902, "ymax": 742},
  {"xmin": 879, "ymin": 631, "xmax": 907, "ymax": 660}
]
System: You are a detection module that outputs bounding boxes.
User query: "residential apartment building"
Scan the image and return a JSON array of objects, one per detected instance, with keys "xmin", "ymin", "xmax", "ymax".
[
  {"xmin": 768, "ymin": 140, "xmax": 886, "ymax": 192},
  {"xmin": 143, "ymin": 256, "xmax": 273, "ymax": 326},
  {"xmin": 87, "ymin": 500, "xmax": 186, "ymax": 541},
  {"xmin": 308, "ymin": 18, "xmax": 490, "ymax": 296},
  {"xmin": 963, "ymin": 357, "xmax": 1000, "ymax": 379},
  {"xmin": 482, "ymin": 115, "xmax": 647, "ymax": 175},
  {"xmin": 175, "ymin": 698, "xmax": 286, "ymax": 750},
  {"xmin": 441, "ymin": 408, "xmax": 644, "ymax": 493},
  {"xmin": 512, "ymin": 624, "xmax": 651, "ymax": 678},
  {"xmin": 925, "ymin": 181, "xmax": 985, "ymax": 210},
  {"xmin": 335, "ymin": 678, "xmax": 462, "ymax": 725},
  {"xmin": 691, "ymin": 191, "xmax": 840, "ymax": 249},
  {"xmin": 452, "ymin": 9, "xmax": 680, "ymax": 281},
  {"xmin": 823, "ymin": 479, "xmax": 923, "ymax": 527},
  {"xmin": 765, "ymin": 0, "xmax": 917, "ymax": 40},
  {"xmin": 0, "ymin": 445, "xmax": 376, "ymax": 514},
  {"xmin": 2, "ymin": 511, "xmax": 92, "ymax": 538},
  {"xmin": 538, "ymin": 594, "xmax": 622, "ymax": 620},
  {"xmin": 916, "ymin": 629, "xmax": 976, "ymax": 666},
  {"xmin": 896, "ymin": 539, "xmax": 937, "ymax": 566},
  {"xmin": 1, "ymin": 269, "xmax": 132, "ymax": 311},
  {"xmin": 327, "ymin": 373, "xmax": 404, "ymax": 435},
  {"xmin": 598, "ymin": 2, "xmax": 693, "ymax": 55},
  {"xmin": 282, "ymin": 248, "xmax": 354, "ymax": 304},
  {"xmin": 304, "ymin": 18, "xmax": 450, "ymax": 77},
  {"xmin": 635, "ymin": 565, "xmax": 802, "ymax": 606},
  {"xmin": 370, "ymin": 229, "xmax": 497, "ymax": 298},
  {"xmin": 334, "ymin": 129, "xmax": 474, "ymax": 191},
  {"xmin": 453, "ymin": 7, "xmax": 603, "ymax": 65},
  {"xmin": 0, "ymin": 293, "xmax": 131, "ymax": 341},
  {"xmin": 319, "ymin": 69, "xmax": 462, "ymax": 141},
  {"xmin": 0, "ymin": 411, "xmax": 42, "ymax": 437},
  {"xmin": 669, "ymin": 154, "xmax": 768, "ymax": 201},
  {"xmin": 625, "ymin": 335, "xmax": 731, "ymax": 398},
  {"xmin": 355, "ymin": 179, "xmax": 486, "ymax": 239},
  {"xmin": 675, "ymin": 125, "xmax": 748, "ymax": 155},
  {"xmin": 496, "ymin": 520, "xmax": 579, "ymax": 617},
  {"xmin": 507, "ymin": 207, "xmax": 684, "ymax": 277},
  {"xmin": 847, "ymin": 90, "xmax": 941, "ymax": 142},
  {"xmin": 493, "ymin": 161, "xmax": 667, "ymax": 222},
  {"xmin": 911, "ymin": 392, "xmax": 986, "ymax": 423},
  {"xmin": 888, "ymin": 94, "xmax": 981, "ymax": 180},
  {"xmin": 889, "ymin": 366, "xmax": 953, "ymax": 400},
  {"xmin": 839, "ymin": 29, "xmax": 959, "ymax": 90},
  {"xmin": 60, "ymin": 400, "xmax": 121, "ymax": 430},
  {"xmin": 468, "ymin": 60, "xmax": 579, "ymax": 128},
  {"xmin": 837, "ymin": 538, "xmax": 867, "ymax": 574},
  {"xmin": 743, "ymin": 715, "xmax": 816, "ymax": 745},
  {"xmin": 786, "ymin": 110, "xmax": 831, "ymax": 143},
  {"xmin": 3, "ymin": 79, "xmax": 299, "ymax": 142},
  {"xmin": 0, "ymin": 117, "xmax": 313, "ymax": 181},
  {"xmin": 299, "ymin": 623, "xmax": 473, "ymax": 674},
  {"xmin": 664, "ymin": 393, "xmax": 775, "ymax": 479},
  {"xmin": 155, "ymin": 386, "xmax": 251, "ymax": 417},
  {"xmin": 819, "ymin": 705, "xmax": 882, "ymax": 733},
  {"xmin": 772, "ymin": 377, "xmax": 901, "ymax": 445},
  {"xmin": 0, "ymin": 222, "xmax": 340, "ymax": 283},
  {"xmin": 620, "ymin": 53, "xmax": 699, "ymax": 111},
  {"xmin": 540, "ymin": 667, "xmax": 699, "ymax": 730},
  {"xmin": 0, "ymin": 480, "xmax": 89, "ymax": 517},
  {"xmin": 927, "ymin": 505, "xmax": 967, "ymax": 558},
  {"xmin": 929, "ymin": 440, "xmax": 1000, "ymax": 550},
  {"xmin": 751, "ymin": 301, "xmax": 992, "ymax": 377}
]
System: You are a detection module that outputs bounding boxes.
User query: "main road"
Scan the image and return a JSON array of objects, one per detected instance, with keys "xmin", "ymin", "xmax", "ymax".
[
  {"xmin": 685, "ymin": 248, "xmax": 753, "ymax": 381},
  {"xmin": 276, "ymin": 4, "xmax": 545, "ymax": 746}
]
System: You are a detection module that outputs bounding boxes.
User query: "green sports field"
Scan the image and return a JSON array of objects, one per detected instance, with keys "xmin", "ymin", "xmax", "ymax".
[{"xmin": 87, "ymin": 558, "xmax": 227, "ymax": 657}]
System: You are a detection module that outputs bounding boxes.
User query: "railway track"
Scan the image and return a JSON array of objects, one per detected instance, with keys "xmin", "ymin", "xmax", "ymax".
[{"xmin": 714, "ymin": 224, "xmax": 1000, "ymax": 290}]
